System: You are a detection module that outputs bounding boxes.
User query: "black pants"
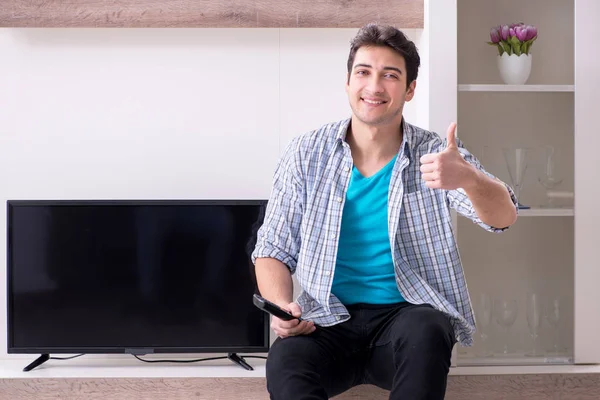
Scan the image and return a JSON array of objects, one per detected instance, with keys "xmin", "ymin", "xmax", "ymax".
[{"xmin": 266, "ymin": 302, "xmax": 456, "ymax": 400}]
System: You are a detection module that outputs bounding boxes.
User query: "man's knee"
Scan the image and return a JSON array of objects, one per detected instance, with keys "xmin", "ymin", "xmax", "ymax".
[
  {"xmin": 266, "ymin": 337, "xmax": 301, "ymax": 379},
  {"xmin": 266, "ymin": 336, "xmax": 323, "ymax": 396},
  {"xmin": 392, "ymin": 304, "xmax": 455, "ymax": 350}
]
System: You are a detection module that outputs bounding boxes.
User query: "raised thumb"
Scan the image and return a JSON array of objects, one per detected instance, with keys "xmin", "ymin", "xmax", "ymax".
[{"xmin": 446, "ymin": 122, "xmax": 458, "ymax": 149}]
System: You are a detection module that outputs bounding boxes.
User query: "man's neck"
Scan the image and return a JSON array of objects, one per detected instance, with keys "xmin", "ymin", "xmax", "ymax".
[{"xmin": 346, "ymin": 117, "xmax": 404, "ymax": 165}]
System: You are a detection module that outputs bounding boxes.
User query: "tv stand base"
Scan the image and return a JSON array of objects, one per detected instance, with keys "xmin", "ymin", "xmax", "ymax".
[
  {"xmin": 21, "ymin": 353, "xmax": 256, "ymax": 372},
  {"xmin": 23, "ymin": 354, "xmax": 50, "ymax": 372},
  {"xmin": 227, "ymin": 353, "xmax": 254, "ymax": 371}
]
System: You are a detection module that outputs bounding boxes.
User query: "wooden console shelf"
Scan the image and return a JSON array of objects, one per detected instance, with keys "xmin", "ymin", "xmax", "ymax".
[
  {"xmin": 1, "ymin": 359, "xmax": 599, "ymax": 399},
  {"xmin": 1, "ymin": 375, "xmax": 600, "ymax": 400},
  {"xmin": 0, "ymin": 0, "xmax": 423, "ymax": 28}
]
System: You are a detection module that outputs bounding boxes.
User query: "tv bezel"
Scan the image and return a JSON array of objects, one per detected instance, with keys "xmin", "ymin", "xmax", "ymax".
[{"xmin": 6, "ymin": 199, "xmax": 271, "ymax": 355}]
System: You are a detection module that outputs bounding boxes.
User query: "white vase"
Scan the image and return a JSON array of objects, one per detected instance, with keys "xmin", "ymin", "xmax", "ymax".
[{"xmin": 497, "ymin": 53, "xmax": 532, "ymax": 85}]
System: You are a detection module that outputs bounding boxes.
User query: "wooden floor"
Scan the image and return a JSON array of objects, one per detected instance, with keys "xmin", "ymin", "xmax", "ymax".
[{"xmin": 1, "ymin": 374, "xmax": 599, "ymax": 399}]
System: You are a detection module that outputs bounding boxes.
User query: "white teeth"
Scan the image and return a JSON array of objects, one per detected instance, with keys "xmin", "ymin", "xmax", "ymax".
[{"xmin": 363, "ymin": 99, "xmax": 384, "ymax": 105}]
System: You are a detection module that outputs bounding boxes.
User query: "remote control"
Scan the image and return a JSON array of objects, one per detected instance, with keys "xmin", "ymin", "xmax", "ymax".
[{"xmin": 252, "ymin": 294, "xmax": 303, "ymax": 321}]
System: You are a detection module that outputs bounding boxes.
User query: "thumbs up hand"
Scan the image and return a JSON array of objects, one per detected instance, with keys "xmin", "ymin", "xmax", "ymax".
[{"xmin": 419, "ymin": 122, "xmax": 476, "ymax": 190}]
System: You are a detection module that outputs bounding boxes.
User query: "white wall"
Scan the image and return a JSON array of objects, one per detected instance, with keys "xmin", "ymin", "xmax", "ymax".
[{"xmin": 0, "ymin": 27, "xmax": 426, "ymax": 360}]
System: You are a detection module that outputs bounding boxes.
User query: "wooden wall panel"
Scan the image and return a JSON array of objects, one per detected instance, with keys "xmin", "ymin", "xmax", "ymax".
[
  {"xmin": 0, "ymin": 0, "xmax": 423, "ymax": 28},
  {"xmin": 1, "ymin": 374, "xmax": 600, "ymax": 400}
]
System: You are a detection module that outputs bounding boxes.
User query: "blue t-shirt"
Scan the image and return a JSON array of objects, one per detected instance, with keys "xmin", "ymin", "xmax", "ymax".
[{"xmin": 331, "ymin": 154, "xmax": 406, "ymax": 305}]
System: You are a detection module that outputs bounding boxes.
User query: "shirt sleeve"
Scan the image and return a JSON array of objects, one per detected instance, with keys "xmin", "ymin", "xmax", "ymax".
[
  {"xmin": 251, "ymin": 137, "xmax": 304, "ymax": 274},
  {"xmin": 444, "ymin": 137, "xmax": 519, "ymax": 233}
]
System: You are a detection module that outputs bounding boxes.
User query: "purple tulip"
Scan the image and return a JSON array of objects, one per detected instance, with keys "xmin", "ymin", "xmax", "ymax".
[
  {"xmin": 509, "ymin": 27, "xmax": 516, "ymax": 37},
  {"xmin": 515, "ymin": 26, "xmax": 528, "ymax": 41},
  {"xmin": 490, "ymin": 27, "xmax": 500, "ymax": 43},
  {"xmin": 526, "ymin": 25, "xmax": 538, "ymax": 40},
  {"xmin": 501, "ymin": 25, "xmax": 509, "ymax": 40}
]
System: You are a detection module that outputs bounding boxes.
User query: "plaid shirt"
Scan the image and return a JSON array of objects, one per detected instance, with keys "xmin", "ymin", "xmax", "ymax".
[{"xmin": 252, "ymin": 118, "xmax": 517, "ymax": 346}]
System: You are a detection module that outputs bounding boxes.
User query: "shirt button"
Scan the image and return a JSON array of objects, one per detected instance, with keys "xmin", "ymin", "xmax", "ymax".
[
  {"xmin": 330, "ymin": 233, "xmax": 336, "ymax": 239},
  {"xmin": 336, "ymin": 315, "xmax": 341, "ymax": 321},
  {"xmin": 336, "ymin": 197, "xmax": 342, "ymax": 203},
  {"xmin": 324, "ymin": 271, "xmax": 331, "ymax": 276},
  {"xmin": 343, "ymin": 167, "xmax": 350, "ymax": 172}
]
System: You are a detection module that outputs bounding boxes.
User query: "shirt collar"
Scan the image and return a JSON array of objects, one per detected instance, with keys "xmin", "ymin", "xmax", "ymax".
[{"xmin": 336, "ymin": 117, "xmax": 415, "ymax": 161}]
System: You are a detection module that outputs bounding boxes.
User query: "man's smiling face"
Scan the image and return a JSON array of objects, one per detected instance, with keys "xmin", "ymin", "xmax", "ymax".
[{"xmin": 345, "ymin": 45, "xmax": 416, "ymax": 127}]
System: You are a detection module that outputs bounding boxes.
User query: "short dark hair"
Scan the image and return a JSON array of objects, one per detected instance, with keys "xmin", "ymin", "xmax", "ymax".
[{"xmin": 347, "ymin": 23, "xmax": 420, "ymax": 88}]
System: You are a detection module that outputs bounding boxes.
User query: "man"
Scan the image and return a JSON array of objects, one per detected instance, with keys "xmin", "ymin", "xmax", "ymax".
[{"xmin": 251, "ymin": 23, "xmax": 518, "ymax": 400}]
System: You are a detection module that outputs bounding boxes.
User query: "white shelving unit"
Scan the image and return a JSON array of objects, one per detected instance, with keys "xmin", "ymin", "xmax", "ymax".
[
  {"xmin": 431, "ymin": 0, "xmax": 600, "ymax": 373},
  {"xmin": 446, "ymin": 0, "xmax": 600, "ymax": 370}
]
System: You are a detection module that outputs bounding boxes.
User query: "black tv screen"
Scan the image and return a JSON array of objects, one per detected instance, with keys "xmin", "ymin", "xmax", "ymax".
[{"xmin": 7, "ymin": 200, "xmax": 269, "ymax": 355}]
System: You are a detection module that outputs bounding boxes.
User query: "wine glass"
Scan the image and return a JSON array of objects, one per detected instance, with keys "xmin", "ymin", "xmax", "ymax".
[
  {"xmin": 475, "ymin": 293, "xmax": 493, "ymax": 357},
  {"xmin": 538, "ymin": 145, "xmax": 564, "ymax": 207},
  {"xmin": 503, "ymin": 147, "xmax": 530, "ymax": 209},
  {"xmin": 525, "ymin": 293, "xmax": 542, "ymax": 356},
  {"xmin": 545, "ymin": 298, "xmax": 561, "ymax": 354},
  {"xmin": 538, "ymin": 145, "xmax": 563, "ymax": 189},
  {"xmin": 495, "ymin": 299, "xmax": 519, "ymax": 354}
]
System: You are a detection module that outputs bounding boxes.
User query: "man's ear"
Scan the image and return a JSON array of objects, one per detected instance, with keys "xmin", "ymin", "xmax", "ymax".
[
  {"xmin": 345, "ymin": 73, "xmax": 350, "ymax": 94},
  {"xmin": 405, "ymin": 80, "xmax": 417, "ymax": 101}
]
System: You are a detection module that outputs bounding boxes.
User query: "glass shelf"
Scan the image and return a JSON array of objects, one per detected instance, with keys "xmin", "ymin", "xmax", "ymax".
[
  {"xmin": 458, "ymin": 354, "xmax": 574, "ymax": 366},
  {"xmin": 458, "ymin": 84, "xmax": 575, "ymax": 92},
  {"xmin": 517, "ymin": 208, "xmax": 574, "ymax": 217}
]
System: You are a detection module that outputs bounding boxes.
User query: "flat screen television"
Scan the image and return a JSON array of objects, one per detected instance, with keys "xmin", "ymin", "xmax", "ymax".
[{"xmin": 7, "ymin": 199, "xmax": 270, "ymax": 371}]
